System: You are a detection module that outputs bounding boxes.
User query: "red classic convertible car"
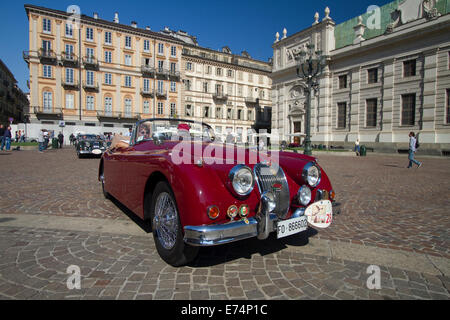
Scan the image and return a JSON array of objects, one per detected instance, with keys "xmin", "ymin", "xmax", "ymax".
[{"xmin": 99, "ymin": 119, "xmax": 340, "ymax": 266}]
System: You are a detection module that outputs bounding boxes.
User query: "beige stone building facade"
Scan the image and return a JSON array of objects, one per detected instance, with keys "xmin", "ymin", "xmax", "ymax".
[
  {"xmin": 23, "ymin": 4, "xmax": 184, "ymax": 137},
  {"xmin": 23, "ymin": 5, "xmax": 273, "ymax": 142}
]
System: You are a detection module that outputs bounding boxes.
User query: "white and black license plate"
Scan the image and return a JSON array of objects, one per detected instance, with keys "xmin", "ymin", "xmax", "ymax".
[{"xmin": 276, "ymin": 216, "xmax": 308, "ymax": 239}]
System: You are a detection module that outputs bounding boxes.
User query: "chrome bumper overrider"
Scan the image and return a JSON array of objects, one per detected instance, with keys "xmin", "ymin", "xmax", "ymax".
[{"xmin": 184, "ymin": 198, "xmax": 341, "ymax": 247}]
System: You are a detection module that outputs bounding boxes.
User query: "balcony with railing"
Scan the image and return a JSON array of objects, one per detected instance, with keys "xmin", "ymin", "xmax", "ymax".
[
  {"xmin": 156, "ymin": 67, "xmax": 169, "ymax": 80},
  {"xmin": 61, "ymin": 52, "xmax": 79, "ymax": 67},
  {"xmin": 140, "ymin": 88, "xmax": 154, "ymax": 98},
  {"xmin": 96, "ymin": 110, "xmax": 141, "ymax": 122},
  {"xmin": 141, "ymin": 64, "xmax": 155, "ymax": 77},
  {"xmin": 245, "ymin": 96, "xmax": 259, "ymax": 105},
  {"xmin": 156, "ymin": 88, "xmax": 168, "ymax": 99},
  {"xmin": 62, "ymin": 80, "xmax": 80, "ymax": 91},
  {"xmin": 83, "ymin": 81, "xmax": 99, "ymax": 92},
  {"xmin": 38, "ymin": 49, "xmax": 57, "ymax": 65},
  {"xmin": 33, "ymin": 106, "xmax": 63, "ymax": 120},
  {"xmin": 83, "ymin": 56, "xmax": 99, "ymax": 70},
  {"xmin": 169, "ymin": 68, "xmax": 181, "ymax": 81},
  {"xmin": 213, "ymin": 92, "xmax": 228, "ymax": 101}
]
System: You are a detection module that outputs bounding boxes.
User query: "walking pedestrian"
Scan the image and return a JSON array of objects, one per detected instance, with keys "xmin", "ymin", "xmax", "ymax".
[
  {"xmin": 2, "ymin": 126, "xmax": 12, "ymax": 151},
  {"xmin": 58, "ymin": 132, "xmax": 64, "ymax": 149},
  {"xmin": 69, "ymin": 133, "xmax": 74, "ymax": 145},
  {"xmin": 407, "ymin": 132, "xmax": 422, "ymax": 169},
  {"xmin": 38, "ymin": 129, "xmax": 45, "ymax": 152},
  {"xmin": 0, "ymin": 124, "xmax": 4, "ymax": 150},
  {"xmin": 15, "ymin": 130, "xmax": 19, "ymax": 143}
]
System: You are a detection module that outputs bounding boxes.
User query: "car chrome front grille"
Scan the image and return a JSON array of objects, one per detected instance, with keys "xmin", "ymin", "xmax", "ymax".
[{"xmin": 253, "ymin": 163, "xmax": 290, "ymax": 219}]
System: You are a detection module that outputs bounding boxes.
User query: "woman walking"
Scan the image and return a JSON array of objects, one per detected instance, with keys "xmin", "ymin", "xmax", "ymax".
[{"xmin": 407, "ymin": 132, "xmax": 422, "ymax": 169}]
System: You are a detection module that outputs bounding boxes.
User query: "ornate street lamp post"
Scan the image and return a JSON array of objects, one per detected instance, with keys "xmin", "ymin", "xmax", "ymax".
[{"xmin": 294, "ymin": 44, "xmax": 327, "ymax": 156}]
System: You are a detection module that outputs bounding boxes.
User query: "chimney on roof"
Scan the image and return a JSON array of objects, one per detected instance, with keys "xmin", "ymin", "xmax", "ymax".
[
  {"xmin": 131, "ymin": 21, "xmax": 137, "ymax": 28},
  {"xmin": 93, "ymin": 12, "xmax": 98, "ymax": 19},
  {"xmin": 114, "ymin": 12, "xmax": 119, "ymax": 23},
  {"xmin": 146, "ymin": 26, "xmax": 150, "ymax": 31}
]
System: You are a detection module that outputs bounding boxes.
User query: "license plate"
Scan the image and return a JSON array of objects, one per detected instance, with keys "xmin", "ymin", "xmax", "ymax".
[
  {"xmin": 92, "ymin": 149, "xmax": 102, "ymax": 155},
  {"xmin": 276, "ymin": 216, "xmax": 308, "ymax": 239}
]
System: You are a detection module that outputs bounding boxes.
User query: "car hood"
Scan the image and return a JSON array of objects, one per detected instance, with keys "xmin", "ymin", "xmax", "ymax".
[{"xmin": 166, "ymin": 141, "xmax": 318, "ymax": 191}]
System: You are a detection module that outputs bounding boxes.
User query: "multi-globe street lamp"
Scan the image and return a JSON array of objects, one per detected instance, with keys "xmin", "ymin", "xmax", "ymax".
[{"xmin": 294, "ymin": 44, "xmax": 327, "ymax": 156}]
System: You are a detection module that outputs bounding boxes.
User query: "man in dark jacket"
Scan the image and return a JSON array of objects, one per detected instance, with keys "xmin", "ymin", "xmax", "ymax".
[
  {"xmin": 58, "ymin": 132, "xmax": 64, "ymax": 149},
  {"xmin": 0, "ymin": 124, "xmax": 4, "ymax": 150},
  {"xmin": 2, "ymin": 126, "xmax": 12, "ymax": 151}
]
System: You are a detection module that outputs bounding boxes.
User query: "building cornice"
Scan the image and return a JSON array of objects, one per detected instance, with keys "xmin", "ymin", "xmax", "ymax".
[
  {"xmin": 182, "ymin": 55, "xmax": 271, "ymax": 75},
  {"xmin": 331, "ymin": 14, "xmax": 450, "ymax": 61},
  {"xmin": 24, "ymin": 4, "xmax": 185, "ymax": 46}
]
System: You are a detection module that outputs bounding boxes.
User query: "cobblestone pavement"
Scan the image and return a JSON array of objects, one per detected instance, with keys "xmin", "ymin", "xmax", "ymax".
[{"xmin": 0, "ymin": 148, "xmax": 449, "ymax": 300}]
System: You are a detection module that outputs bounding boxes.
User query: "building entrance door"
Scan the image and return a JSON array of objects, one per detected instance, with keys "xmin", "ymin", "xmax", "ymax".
[{"xmin": 294, "ymin": 121, "xmax": 302, "ymax": 144}]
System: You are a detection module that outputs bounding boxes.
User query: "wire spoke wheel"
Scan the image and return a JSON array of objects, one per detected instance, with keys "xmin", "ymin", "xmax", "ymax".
[{"xmin": 153, "ymin": 192, "xmax": 178, "ymax": 250}]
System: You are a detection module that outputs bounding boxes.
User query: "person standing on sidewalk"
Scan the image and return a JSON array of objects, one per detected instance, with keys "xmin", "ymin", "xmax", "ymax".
[
  {"xmin": 355, "ymin": 139, "xmax": 360, "ymax": 156},
  {"xmin": 58, "ymin": 132, "xmax": 64, "ymax": 149},
  {"xmin": 407, "ymin": 132, "xmax": 422, "ymax": 169},
  {"xmin": 0, "ymin": 124, "xmax": 4, "ymax": 150},
  {"xmin": 38, "ymin": 129, "xmax": 45, "ymax": 152},
  {"xmin": 2, "ymin": 126, "xmax": 12, "ymax": 151}
]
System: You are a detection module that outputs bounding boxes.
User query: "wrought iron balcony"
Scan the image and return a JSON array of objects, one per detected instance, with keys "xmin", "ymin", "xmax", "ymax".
[
  {"xmin": 83, "ymin": 56, "xmax": 99, "ymax": 70},
  {"xmin": 33, "ymin": 106, "xmax": 63, "ymax": 120},
  {"xmin": 38, "ymin": 49, "xmax": 57, "ymax": 65},
  {"xmin": 140, "ymin": 89, "xmax": 154, "ymax": 98},
  {"xmin": 61, "ymin": 52, "xmax": 79, "ymax": 67},
  {"xmin": 62, "ymin": 81, "xmax": 80, "ymax": 90},
  {"xmin": 141, "ymin": 65, "xmax": 155, "ymax": 76},
  {"xmin": 245, "ymin": 97, "xmax": 259, "ymax": 105},
  {"xmin": 169, "ymin": 69, "xmax": 181, "ymax": 81},
  {"xmin": 213, "ymin": 92, "xmax": 228, "ymax": 101},
  {"xmin": 156, "ymin": 89, "xmax": 168, "ymax": 99},
  {"xmin": 83, "ymin": 81, "xmax": 99, "ymax": 92},
  {"xmin": 96, "ymin": 110, "xmax": 140, "ymax": 122},
  {"xmin": 156, "ymin": 67, "xmax": 169, "ymax": 79}
]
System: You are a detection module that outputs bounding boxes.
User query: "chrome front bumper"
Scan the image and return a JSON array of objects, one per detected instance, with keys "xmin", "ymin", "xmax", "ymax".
[{"xmin": 184, "ymin": 200, "xmax": 341, "ymax": 247}]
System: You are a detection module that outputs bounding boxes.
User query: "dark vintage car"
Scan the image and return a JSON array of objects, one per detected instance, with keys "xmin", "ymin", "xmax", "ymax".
[
  {"xmin": 99, "ymin": 119, "xmax": 340, "ymax": 266},
  {"xmin": 76, "ymin": 134, "xmax": 106, "ymax": 158}
]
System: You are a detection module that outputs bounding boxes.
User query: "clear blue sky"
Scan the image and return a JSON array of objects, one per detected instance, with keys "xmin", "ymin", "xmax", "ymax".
[{"xmin": 0, "ymin": 0, "xmax": 393, "ymax": 92}]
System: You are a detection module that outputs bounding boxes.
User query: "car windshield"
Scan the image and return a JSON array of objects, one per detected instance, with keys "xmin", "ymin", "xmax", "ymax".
[
  {"xmin": 80, "ymin": 134, "xmax": 100, "ymax": 140},
  {"xmin": 135, "ymin": 119, "xmax": 215, "ymax": 144}
]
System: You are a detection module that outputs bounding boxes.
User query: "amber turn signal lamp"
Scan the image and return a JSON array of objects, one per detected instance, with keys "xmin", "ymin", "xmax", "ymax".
[
  {"xmin": 207, "ymin": 206, "xmax": 220, "ymax": 220},
  {"xmin": 330, "ymin": 190, "xmax": 336, "ymax": 201},
  {"xmin": 239, "ymin": 205, "xmax": 250, "ymax": 217}
]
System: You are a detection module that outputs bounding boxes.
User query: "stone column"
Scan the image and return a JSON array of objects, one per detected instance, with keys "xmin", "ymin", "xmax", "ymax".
[
  {"xmin": 421, "ymin": 48, "xmax": 439, "ymax": 143},
  {"xmin": 380, "ymin": 58, "xmax": 395, "ymax": 143},
  {"xmin": 350, "ymin": 67, "xmax": 361, "ymax": 141}
]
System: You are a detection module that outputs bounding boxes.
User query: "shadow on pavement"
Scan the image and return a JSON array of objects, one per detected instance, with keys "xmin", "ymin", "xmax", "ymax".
[
  {"xmin": 0, "ymin": 217, "xmax": 17, "ymax": 223},
  {"xmin": 108, "ymin": 196, "xmax": 152, "ymax": 234},
  {"xmin": 190, "ymin": 228, "xmax": 318, "ymax": 268}
]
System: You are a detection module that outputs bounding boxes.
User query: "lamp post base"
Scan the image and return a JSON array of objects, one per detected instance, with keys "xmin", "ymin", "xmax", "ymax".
[{"xmin": 304, "ymin": 141, "xmax": 313, "ymax": 156}]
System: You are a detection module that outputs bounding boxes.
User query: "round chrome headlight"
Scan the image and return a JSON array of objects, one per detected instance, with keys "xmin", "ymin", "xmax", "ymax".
[
  {"xmin": 302, "ymin": 162, "xmax": 321, "ymax": 187},
  {"xmin": 229, "ymin": 165, "xmax": 254, "ymax": 196},
  {"xmin": 298, "ymin": 185, "xmax": 312, "ymax": 206}
]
